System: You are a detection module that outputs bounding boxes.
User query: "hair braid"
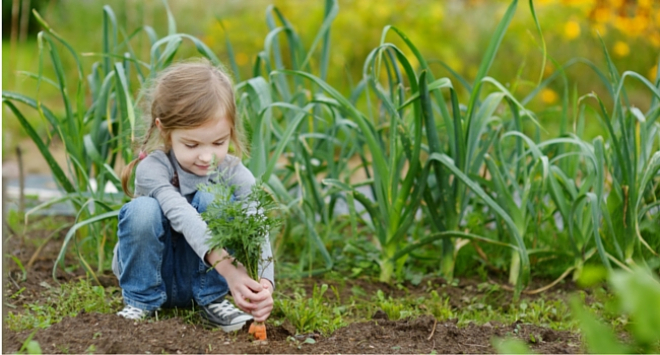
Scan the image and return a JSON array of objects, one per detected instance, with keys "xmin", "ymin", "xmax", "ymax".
[{"xmin": 120, "ymin": 124, "xmax": 156, "ymax": 197}]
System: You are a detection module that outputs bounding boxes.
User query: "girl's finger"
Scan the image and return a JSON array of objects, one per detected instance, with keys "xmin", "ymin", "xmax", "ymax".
[
  {"xmin": 246, "ymin": 279, "xmax": 264, "ymax": 293},
  {"xmin": 251, "ymin": 304, "xmax": 273, "ymax": 322},
  {"xmin": 233, "ymin": 290, "xmax": 257, "ymax": 311},
  {"xmin": 244, "ymin": 287, "xmax": 270, "ymax": 303}
]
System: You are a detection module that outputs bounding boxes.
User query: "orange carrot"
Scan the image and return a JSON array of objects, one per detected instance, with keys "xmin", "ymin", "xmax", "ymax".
[{"xmin": 249, "ymin": 321, "xmax": 267, "ymax": 340}]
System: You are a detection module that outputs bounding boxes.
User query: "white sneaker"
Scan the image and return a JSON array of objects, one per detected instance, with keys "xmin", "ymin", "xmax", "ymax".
[{"xmin": 117, "ymin": 305, "xmax": 155, "ymax": 320}]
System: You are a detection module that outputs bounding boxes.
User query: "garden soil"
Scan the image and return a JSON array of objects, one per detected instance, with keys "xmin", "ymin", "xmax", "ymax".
[{"xmin": 3, "ymin": 217, "xmax": 583, "ymax": 354}]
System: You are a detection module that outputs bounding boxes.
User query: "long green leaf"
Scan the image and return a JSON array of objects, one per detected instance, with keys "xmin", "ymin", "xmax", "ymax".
[
  {"xmin": 429, "ymin": 153, "xmax": 530, "ymax": 293},
  {"xmin": 2, "ymin": 101, "xmax": 75, "ymax": 193},
  {"xmin": 53, "ymin": 210, "xmax": 120, "ymax": 279}
]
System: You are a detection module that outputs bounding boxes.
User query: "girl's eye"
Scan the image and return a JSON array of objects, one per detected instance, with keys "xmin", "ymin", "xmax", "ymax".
[
  {"xmin": 185, "ymin": 144, "xmax": 198, "ymax": 148},
  {"xmin": 214, "ymin": 141, "xmax": 226, "ymax": 146}
]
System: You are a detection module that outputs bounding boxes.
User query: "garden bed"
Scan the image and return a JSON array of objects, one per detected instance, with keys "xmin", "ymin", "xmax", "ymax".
[{"xmin": 3, "ymin": 218, "xmax": 582, "ymax": 354}]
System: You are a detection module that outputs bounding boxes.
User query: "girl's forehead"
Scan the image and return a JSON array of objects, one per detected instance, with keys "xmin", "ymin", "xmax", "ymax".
[{"xmin": 173, "ymin": 115, "xmax": 232, "ymax": 141}]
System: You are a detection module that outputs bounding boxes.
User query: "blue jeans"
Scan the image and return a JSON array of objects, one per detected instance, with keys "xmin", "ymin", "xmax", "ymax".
[{"xmin": 112, "ymin": 191, "xmax": 228, "ymax": 311}]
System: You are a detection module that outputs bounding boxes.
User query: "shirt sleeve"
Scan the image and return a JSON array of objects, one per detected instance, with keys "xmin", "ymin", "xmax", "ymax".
[{"xmin": 134, "ymin": 153, "xmax": 213, "ymax": 266}]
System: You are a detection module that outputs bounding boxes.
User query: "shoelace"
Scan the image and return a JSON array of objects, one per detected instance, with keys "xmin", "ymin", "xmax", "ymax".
[{"xmin": 208, "ymin": 300, "xmax": 238, "ymax": 316}]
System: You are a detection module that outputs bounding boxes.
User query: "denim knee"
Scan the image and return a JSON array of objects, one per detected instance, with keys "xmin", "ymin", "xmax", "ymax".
[
  {"xmin": 117, "ymin": 197, "xmax": 166, "ymax": 246},
  {"xmin": 191, "ymin": 190, "xmax": 215, "ymax": 213}
]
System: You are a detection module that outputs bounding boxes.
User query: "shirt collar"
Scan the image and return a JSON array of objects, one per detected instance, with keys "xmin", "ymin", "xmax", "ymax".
[{"xmin": 168, "ymin": 150, "xmax": 218, "ymax": 196}]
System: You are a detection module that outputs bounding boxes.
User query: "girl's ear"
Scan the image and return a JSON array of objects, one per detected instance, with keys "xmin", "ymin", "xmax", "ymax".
[{"xmin": 155, "ymin": 118, "xmax": 163, "ymax": 131}]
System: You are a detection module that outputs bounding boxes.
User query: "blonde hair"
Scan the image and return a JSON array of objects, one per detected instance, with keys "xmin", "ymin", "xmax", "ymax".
[{"xmin": 121, "ymin": 58, "xmax": 247, "ymax": 196}]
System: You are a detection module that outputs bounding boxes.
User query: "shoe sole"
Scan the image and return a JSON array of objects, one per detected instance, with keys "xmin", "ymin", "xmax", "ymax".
[{"xmin": 199, "ymin": 316, "xmax": 248, "ymax": 333}]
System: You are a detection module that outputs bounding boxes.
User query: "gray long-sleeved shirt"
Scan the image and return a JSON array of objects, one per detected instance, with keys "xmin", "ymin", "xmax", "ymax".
[{"xmin": 116, "ymin": 149, "xmax": 274, "ymax": 288}]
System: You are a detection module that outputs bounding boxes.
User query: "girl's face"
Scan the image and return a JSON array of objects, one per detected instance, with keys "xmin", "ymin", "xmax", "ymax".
[{"xmin": 158, "ymin": 110, "xmax": 233, "ymax": 176}]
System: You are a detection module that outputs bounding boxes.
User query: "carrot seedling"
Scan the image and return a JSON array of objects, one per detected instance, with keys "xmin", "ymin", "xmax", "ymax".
[{"xmin": 201, "ymin": 176, "xmax": 281, "ymax": 341}]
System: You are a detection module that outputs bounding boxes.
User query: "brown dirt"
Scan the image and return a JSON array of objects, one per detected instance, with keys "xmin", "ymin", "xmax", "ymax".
[{"xmin": 2, "ymin": 217, "xmax": 583, "ymax": 354}]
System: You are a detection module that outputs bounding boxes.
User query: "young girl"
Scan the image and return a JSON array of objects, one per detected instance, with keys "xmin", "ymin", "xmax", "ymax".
[{"xmin": 112, "ymin": 59, "xmax": 274, "ymax": 332}]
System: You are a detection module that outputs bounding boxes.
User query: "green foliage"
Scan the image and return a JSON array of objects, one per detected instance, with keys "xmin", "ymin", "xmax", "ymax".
[
  {"xmin": 570, "ymin": 267, "xmax": 660, "ymax": 354},
  {"xmin": 427, "ymin": 290, "xmax": 454, "ymax": 321},
  {"xmin": 493, "ymin": 337, "xmax": 535, "ymax": 354},
  {"xmin": 17, "ymin": 331, "xmax": 42, "ymax": 355},
  {"xmin": 202, "ymin": 178, "xmax": 281, "ymax": 281},
  {"xmin": 2, "ymin": 0, "xmax": 659, "ymax": 291},
  {"xmin": 5, "ymin": 279, "xmax": 122, "ymax": 331},
  {"xmin": 608, "ymin": 267, "xmax": 660, "ymax": 351},
  {"xmin": 273, "ymin": 283, "xmax": 345, "ymax": 335},
  {"xmin": 372, "ymin": 289, "xmax": 421, "ymax": 321}
]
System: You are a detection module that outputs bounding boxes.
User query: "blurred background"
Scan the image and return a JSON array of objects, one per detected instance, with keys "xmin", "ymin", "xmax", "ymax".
[{"xmin": 3, "ymin": 0, "xmax": 659, "ymax": 172}]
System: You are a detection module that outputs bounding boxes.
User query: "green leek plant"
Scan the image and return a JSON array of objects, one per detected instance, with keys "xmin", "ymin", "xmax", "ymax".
[
  {"xmin": 2, "ymin": 3, "xmax": 229, "ymax": 280},
  {"xmin": 235, "ymin": 0, "xmax": 365, "ymax": 276},
  {"xmin": 391, "ymin": 0, "xmax": 537, "ymax": 294},
  {"xmin": 309, "ymin": 42, "xmax": 432, "ymax": 282},
  {"xmin": 589, "ymin": 50, "xmax": 660, "ymax": 268}
]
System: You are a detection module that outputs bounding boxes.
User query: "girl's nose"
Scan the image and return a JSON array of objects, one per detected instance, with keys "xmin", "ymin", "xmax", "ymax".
[{"xmin": 199, "ymin": 151, "xmax": 213, "ymax": 163}]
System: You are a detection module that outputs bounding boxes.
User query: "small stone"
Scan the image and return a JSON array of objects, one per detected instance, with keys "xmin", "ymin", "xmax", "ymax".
[
  {"xmin": 372, "ymin": 309, "xmax": 389, "ymax": 320},
  {"xmin": 281, "ymin": 320, "xmax": 297, "ymax": 335}
]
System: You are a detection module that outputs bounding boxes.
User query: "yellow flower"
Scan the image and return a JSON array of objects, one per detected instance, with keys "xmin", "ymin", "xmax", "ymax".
[
  {"xmin": 541, "ymin": 88, "xmax": 558, "ymax": 104},
  {"xmin": 610, "ymin": 0, "xmax": 624, "ymax": 7},
  {"xmin": 613, "ymin": 41, "xmax": 630, "ymax": 57},
  {"xmin": 446, "ymin": 56, "xmax": 464, "ymax": 74},
  {"xmin": 593, "ymin": 8, "xmax": 610, "ymax": 23},
  {"xmin": 376, "ymin": 5, "xmax": 390, "ymax": 18},
  {"xmin": 543, "ymin": 63, "xmax": 554, "ymax": 78},
  {"xmin": 630, "ymin": 14, "xmax": 648, "ymax": 36},
  {"xmin": 564, "ymin": 21, "xmax": 581, "ymax": 40},
  {"xmin": 430, "ymin": 3, "xmax": 444, "ymax": 20},
  {"xmin": 235, "ymin": 52, "xmax": 249, "ymax": 66},
  {"xmin": 650, "ymin": 65, "xmax": 658, "ymax": 81},
  {"xmin": 614, "ymin": 16, "xmax": 641, "ymax": 37},
  {"xmin": 650, "ymin": 33, "xmax": 660, "ymax": 48},
  {"xmin": 564, "ymin": 0, "xmax": 594, "ymax": 9}
]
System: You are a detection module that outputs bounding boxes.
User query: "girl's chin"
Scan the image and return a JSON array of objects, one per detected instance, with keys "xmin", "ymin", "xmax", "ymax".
[{"xmin": 180, "ymin": 165, "xmax": 211, "ymax": 176}]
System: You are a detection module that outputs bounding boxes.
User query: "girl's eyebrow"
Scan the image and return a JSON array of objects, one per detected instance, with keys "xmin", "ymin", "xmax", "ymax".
[
  {"xmin": 214, "ymin": 134, "xmax": 231, "ymax": 142},
  {"xmin": 179, "ymin": 134, "xmax": 230, "ymax": 143},
  {"xmin": 179, "ymin": 137, "xmax": 201, "ymax": 143}
]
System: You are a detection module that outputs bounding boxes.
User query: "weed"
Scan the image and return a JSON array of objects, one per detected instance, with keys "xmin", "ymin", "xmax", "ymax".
[
  {"xmin": 372, "ymin": 289, "xmax": 421, "ymax": 321},
  {"xmin": 286, "ymin": 336, "xmax": 316, "ymax": 350},
  {"xmin": 155, "ymin": 305, "xmax": 198, "ymax": 325},
  {"xmin": 17, "ymin": 331, "xmax": 42, "ymax": 354},
  {"xmin": 85, "ymin": 344, "xmax": 97, "ymax": 354},
  {"xmin": 274, "ymin": 283, "xmax": 345, "ymax": 335},
  {"xmin": 427, "ymin": 290, "xmax": 453, "ymax": 321},
  {"xmin": 5, "ymin": 279, "xmax": 122, "ymax": 331},
  {"xmin": 8, "ymin": 255, "xmax": 27, "ymax": 281}
]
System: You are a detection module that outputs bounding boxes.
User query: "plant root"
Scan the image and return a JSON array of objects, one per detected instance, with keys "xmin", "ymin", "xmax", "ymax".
[
  {"xmin": 490, "ymin": 266, "xmax": 575, "ymax": 295},
  {"xmin": 249, "ymin": 321, "xmax": 267, "ymax": 340},
  {"xmin": 427, "ymin": 319, "xmax": 438, "ymax": 340}
]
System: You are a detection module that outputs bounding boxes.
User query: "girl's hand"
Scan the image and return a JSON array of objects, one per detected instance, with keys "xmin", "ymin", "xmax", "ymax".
[
  {"xmin": 206, "ymin": 249, "xmax": 265, "ymax": 312},
  {"xmin": 250, "ymin": 279, "xmax": 274, "ymax": 322}
]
